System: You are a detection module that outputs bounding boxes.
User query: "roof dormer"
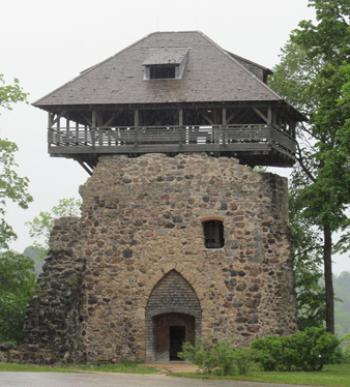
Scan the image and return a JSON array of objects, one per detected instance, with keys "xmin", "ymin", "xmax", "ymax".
[{"xmin": 143, "ymin": 48, "xmax": 189, "ymax": 80}]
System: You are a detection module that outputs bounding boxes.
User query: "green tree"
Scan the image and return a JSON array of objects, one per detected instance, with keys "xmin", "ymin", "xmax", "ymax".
[
  {"xmin": 27, "ymin": 197, "xmax": 81, "ymax": 249},
  {"xmin": 290, "ymin": 192, "xmax": 325, "ymax": 329},
  {"xmin": 0, "ymin": 251, "xmax": 36, "ymax": 342},
  {"xmin": 270, "ymin": 0, "xmax": 350, "ymax": 333},
  {"xmin": 0, "ymin": 74, "xmax": 31, "ymax": 249}
]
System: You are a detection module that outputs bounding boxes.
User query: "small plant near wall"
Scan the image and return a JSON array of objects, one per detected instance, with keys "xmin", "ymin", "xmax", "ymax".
[{"xmin": 179, "ymin": 338, "xmax": 255, "ymax": 376}]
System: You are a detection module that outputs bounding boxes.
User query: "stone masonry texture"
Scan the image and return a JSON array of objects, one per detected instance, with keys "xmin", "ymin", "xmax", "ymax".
[{"xmin": 22, "ymin": 153, "xmax": 296, "ymax": 363}]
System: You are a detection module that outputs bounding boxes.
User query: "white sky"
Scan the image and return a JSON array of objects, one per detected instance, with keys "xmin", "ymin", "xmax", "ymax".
[{"xmin": 1, "ymin": 0, "xmax": 348, "ymax": 273}]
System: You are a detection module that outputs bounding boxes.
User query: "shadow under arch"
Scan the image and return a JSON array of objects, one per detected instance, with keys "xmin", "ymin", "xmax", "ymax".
[{"xmin": 145, "ymin": 269, "xmax": 202, "ymax": 361}]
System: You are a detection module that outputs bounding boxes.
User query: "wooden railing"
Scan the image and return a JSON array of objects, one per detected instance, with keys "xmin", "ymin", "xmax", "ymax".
[{"xmin": 48, "ymin": 124, "xmax": 296, "ymax": 157}]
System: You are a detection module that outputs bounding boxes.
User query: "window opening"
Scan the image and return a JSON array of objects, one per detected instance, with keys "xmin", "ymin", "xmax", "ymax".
[
  {"xmin": 150, "ymin": 65, "xmax": 176, "ymax": 79},
  {"xmin": 202, "ymin": 220, "xmax": 224, "ymax": 248}
]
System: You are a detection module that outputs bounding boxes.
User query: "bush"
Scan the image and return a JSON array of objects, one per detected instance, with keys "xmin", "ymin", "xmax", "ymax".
[
  {"xmin": 252, "ymin": 327, "xmax": 339, "ymax": 371},
  {"xmin": 340, "ymin": 333, "xmax": 350, "ymax": 363},
  {"xmin": 0, "ymin": 251, "xmax": 36, "ymax": 343},
  {"xmin": 179, "ymin": 339, "xmax": 255, "ymax": 375}
]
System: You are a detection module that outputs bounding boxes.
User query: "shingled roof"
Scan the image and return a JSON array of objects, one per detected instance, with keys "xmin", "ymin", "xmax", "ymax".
[{"xmin": 34, "ymin": 31, "xmax": 288, "ymax": 107}]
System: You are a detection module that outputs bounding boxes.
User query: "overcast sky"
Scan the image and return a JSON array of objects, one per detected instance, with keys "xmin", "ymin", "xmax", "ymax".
[{"xmin": 1, "ymin": 0, "xmax": 348, "ymax": 273}]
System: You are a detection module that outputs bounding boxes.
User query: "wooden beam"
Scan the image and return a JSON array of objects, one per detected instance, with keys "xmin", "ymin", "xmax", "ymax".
[
  {"xmin": 253, "ymin": 107, "xmax": 268, "ymax": 124},
  {"xmin": 103, "ymin": 112, "xmax": 116, "ymax": 127},
  {"xmin": 201, "ymin": 113, "xmax": 214, "ymax": 125},
  {"xmin": 78, "ymin": 160, "xmax": 93, "ymax": 175}
]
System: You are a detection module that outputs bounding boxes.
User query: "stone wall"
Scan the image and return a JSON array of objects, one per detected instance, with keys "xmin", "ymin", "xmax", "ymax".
[
  {"xmin": 22, "ymin": 153, "xmax": 296, "ymax": 363},
  {"xmin": 23, "ymin": 217, "xmax": 85, "ymax": 362}
]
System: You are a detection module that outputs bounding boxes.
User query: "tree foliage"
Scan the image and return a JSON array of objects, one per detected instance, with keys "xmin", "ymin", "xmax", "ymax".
[
  {"xmin": 0, "ymin": 251, "xmax": 36, "ymax": 343},
  {"xmin": 289, "ymin": 192, "xmax": 325, "ymax": 329},
  {"xmin": 269, "ymin": 0, "xmax": 350, "ymax": 333},
  {"xmin": 27, "ymin": 197, "xmax": 81, "ymax": 249},
  {"xmin": 0, "ymin": 74, "xmax": 31, "ymax": 249}
]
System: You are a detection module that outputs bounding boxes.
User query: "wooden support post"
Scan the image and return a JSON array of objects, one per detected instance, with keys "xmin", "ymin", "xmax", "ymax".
[
  {"xmin": 179, "ymin": 108, "xmax": 183, "ymax": 126},
  {"xmin": 57, "ymin": 114, "xmax": 61, "ymax": 144},
  {"xmin": 134, "ymin": 109, "xmax": 139, "ymax": 145},
  {"xmin": 267, "ymin": 107, "xmax": 273, "ymax": 126},
  {"xmin": 290, "ymin": 121, "xmax": 296, "ymax": 138},
  {"xmin": 47, "ymin": 113, "xmax": 54, "ymax": 146},
  {"xmin": 179, "ymin": 108, "xmax": 184, "ymax": 144},
  {"xmin": 222, "ymin": 107, "xmax": 227, "ymax": 125},
  {"xmin": 221, "ymin": 108, "xmax": 227, "ymax": 144},
  {"xmin": 134, "ymin": 109, "xmax": 139, "ymax": 126},
  {"xmin": 75, "ymin": 121, "xmax": 79, "ymax": 145},
  {"xmin": 84, "ymin": 125, "xmax": 88, "ymax": 145},
  {"xmin": 48, "ymin": 112, "xmax": 53, "ymax": 128},
  {"xmin": 91, "ymin": 110, "xmax": 96, "ymax": 146},
  {"xmin": 66, "ymin": 118, "xmax": 70, "ymax": 144}
]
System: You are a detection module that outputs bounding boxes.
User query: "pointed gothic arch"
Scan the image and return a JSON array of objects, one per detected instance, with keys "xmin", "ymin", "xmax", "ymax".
[{"xmin": 145, "ymin": 270, "xmax": 202, "ymax": 361}]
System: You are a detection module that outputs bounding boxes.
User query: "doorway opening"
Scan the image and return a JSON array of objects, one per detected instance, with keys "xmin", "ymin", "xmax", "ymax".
[
  {"xmin": 169, "ymin": 326, "xmax": 185, "ymax": 360},
  {"xmin": 152, "ymin": 313, "xmax": 195, "ymax": 361}
]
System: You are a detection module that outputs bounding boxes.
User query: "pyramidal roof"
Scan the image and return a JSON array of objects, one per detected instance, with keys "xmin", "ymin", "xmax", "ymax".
[{"xmin": 34, "ymin": 31, "xmax": 286, "ymax": 107}]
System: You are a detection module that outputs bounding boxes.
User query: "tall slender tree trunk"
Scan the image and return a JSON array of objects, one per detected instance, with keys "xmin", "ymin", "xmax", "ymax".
[{"xmin": 323, "ymin": 224, "xmax": 334, "ymax": 333}]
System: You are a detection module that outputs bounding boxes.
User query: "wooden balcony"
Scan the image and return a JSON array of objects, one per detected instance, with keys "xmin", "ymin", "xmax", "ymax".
[{"xmin": 48, "ymin": 124, "xmax": 296, "ymax": 168}]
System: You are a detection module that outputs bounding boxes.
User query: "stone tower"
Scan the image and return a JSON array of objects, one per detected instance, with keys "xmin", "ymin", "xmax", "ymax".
[{"xmin": 26, "ymin": 31, "xmax": 303, "ymax": 362}]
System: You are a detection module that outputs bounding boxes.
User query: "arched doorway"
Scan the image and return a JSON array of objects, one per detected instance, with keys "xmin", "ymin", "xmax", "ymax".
[{"xmin": 145, "ymin": 270, "xmax": 202, "ymax": 361}]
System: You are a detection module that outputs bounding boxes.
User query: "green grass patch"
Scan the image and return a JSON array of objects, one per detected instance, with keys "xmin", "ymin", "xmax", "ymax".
[
  {"xmin": 0, "ymin": 362, "xmax": 157, "ymax": 374},
  {"xmin": 173, "ymin": 364, "xmax": 350, "ymax": 387}
]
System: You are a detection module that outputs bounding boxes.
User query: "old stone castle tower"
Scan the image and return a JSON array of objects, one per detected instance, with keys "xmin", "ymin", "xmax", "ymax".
[{"xmin": 26, "ymin": 31, "xmax": 303, "ymax": 362}]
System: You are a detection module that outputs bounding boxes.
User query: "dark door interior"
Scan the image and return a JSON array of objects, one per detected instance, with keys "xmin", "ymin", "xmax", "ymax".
[{"xmin": 169, "ymin": 326, "xmax": 185, "ymax": 360}]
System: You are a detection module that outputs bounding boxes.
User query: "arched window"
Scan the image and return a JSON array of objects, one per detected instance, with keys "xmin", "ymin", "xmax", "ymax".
[{"xmin": 202, "ymin": 220, "xmax": 224, "ymax": 248}]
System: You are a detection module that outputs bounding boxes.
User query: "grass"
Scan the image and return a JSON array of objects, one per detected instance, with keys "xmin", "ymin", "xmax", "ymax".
[
  {"xmin": 173, "ymin": 364, "xmax": 350, "ymax": 387},
  {"xmin": 0, "ymin": 362, "xmax": 157, "ymax": 374}
]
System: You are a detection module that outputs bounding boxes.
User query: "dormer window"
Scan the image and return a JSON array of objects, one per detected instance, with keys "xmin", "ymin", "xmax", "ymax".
[
  {"xmin": 143, "ymin": 48, "xmax": 189, "ymax": 80},
  {"xmin": 150, "ymin": 64, "xmax": 176, "ymax": 79}
]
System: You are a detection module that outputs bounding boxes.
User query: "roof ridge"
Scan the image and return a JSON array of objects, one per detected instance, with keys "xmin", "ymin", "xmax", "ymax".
[
  {"xmin": 225, "ymin": 51, "xmax": 272, "ymax": 73},
  {"xmin": 33, "ymin": 32, "xmax": 155, "ymax": 106},
  {"xmin": 197, "ymin": 31, "xmax": 282, "ymax": 100}
]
